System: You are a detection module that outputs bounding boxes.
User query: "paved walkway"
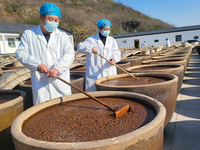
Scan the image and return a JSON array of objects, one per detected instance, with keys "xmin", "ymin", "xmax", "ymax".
[{"xmin": 163, "ymin": 54, "xmax": 200, "ymax": 150}]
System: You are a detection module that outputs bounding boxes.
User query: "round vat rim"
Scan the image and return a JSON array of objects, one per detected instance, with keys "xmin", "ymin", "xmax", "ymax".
[
  {"xmin": 19, "ymin": 78, "xmax": 32, "ymax": 88},
  {"xmin": 70, "ymin": 72, "xmax": 85, "ymax": 82},
  {"xmin": 159, "ymin": 53, "xmax": 188, "ymax": 56},
  {"xmin": 0, "ymin": 90, "xmax": 26, "ymax": 109},
  {"xmin": 19, "ymin": 73, "xmax": 85, "ymax": 88},
  {"xmin": 11, "ymin": 91, "xmax": 166, "ymax": 149},
  {"xmin": 95, "ymin": 73, "xmax": 178, "ymax": 88},
  {"xmin": 152, "ymin": 55, "xmax": 188, "ymax": 59},
  {"xmin": 116, "ymin": 60, "xmax": 131, "ymax": 64},
  {"xmin": 123, "ymin": 55, "xmax": 141, "ymax": 59},
  {"xmin": 142, "ymin": 58, "xmax": 186, "ymax": 64},
  {"xmin": 126, "ymin": 64, "xmax": 184, "ymax": 72}
]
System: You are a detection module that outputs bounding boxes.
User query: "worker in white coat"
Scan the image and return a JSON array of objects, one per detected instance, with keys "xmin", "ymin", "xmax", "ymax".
[
  {"xmin": 141, "ymin": 41, "xmax": 147, "ymax": 48},
  {"xmin": 77, "ymin": 19, "xmax": 121, "ymax": 92},
  {"xmin": 166, "ymin": 38, "xmax": 171, "ymax": 48},
  {"xmin": 16, "ymin": 3, "xmax": 74, "ymax": 105}
]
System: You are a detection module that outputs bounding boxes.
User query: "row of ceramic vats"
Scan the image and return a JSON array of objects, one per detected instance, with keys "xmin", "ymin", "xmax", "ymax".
[{"xmin": 0, "ymin": 42, "xmax": 195, "ymax": 150}]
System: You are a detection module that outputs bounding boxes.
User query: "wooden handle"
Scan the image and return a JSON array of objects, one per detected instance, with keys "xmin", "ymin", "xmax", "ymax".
[
  {"xmin": 97, "ymin": 54, "xmax": 139, "ymax": 80},
  {"xmin": 55, "ymin": 76, "xmax": 115, "ymax": 112}
]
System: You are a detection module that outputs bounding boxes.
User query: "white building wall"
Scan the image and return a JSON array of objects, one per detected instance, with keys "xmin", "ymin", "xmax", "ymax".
[
  {"xmin": 0, "ymin": 33, "xmax": 74, "ymax": 54},
  {"xmin": 0, "ymin": 33, "xmax": 20, "ymax": 54},
  {"xmin": 68, "ymin": 35, "xmax": 74, "ymax": 48},
  {"xmin": 0, "ymin": 35, "xmax": 3, "ymax": 54},
  {"xmin": 5, "ymin": 34, "xmax": 20, "ymax": 54},
  {"xmin": 115, "ymin": 29, "xmax": 200, "ymax": 48}
]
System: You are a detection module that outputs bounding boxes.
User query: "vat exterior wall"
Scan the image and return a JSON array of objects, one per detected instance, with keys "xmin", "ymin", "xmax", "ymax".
[
  {"xmin": 11, "ymin": 91, "xmax": 166, "ymax": 150},
  {"xmin": 117, "ymin": 61, "xmax": 130, "ymax": 74},
  {"xmin": 122, "ymin": 57, "xmax": 142, "ymax": 66},
  {"xmin": 0, "ymin": 100, "xmax": 23, "ymax": 131}
]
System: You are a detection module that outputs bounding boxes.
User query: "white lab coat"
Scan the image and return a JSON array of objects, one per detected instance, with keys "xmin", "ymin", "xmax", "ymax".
[
  {"xmin": 77, "ymin": 33, "xmax": 121, "ymax": 92},
  {"xmin": 16, "ymin": 24, "xmax": 74, "ymax": 105},
  {"xmin": 141, "ymin": 42, "xmax": 147, "ymax": 48},
  {"xmin": 166, "ymin": 40, "xmax": 171, "ymax": 48}
]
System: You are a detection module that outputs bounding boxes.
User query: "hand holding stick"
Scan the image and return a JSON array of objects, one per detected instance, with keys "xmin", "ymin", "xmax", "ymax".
[{"xmin": 97, "ymin": 53, "xmax": 139, "ymax": 80}]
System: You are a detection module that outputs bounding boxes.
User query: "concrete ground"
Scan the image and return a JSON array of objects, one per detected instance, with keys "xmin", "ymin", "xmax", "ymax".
[{"xmin": 163, "ymin": 53, "xmax": 200, "ymax": 150}]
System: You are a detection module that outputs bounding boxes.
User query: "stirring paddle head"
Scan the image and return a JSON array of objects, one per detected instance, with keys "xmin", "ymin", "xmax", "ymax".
[{"xmin": 114, "ymin": 104, "xmax": 130, "ymax": 118}]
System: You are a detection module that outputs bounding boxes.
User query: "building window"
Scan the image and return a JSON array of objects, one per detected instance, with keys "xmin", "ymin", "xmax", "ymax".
[
  {"xmin": 123, "ymin": 40, "xmax": 127, "ymax": 43},
  {"xmin": 8, "ymin": 38, "xmax": 16, "ymax": 48},
  {"xmin": 175, "ymin": 35, "xmax": 182, "ymax": 42},
  {"xmin": 194, "ymin": 36, "xmax": 199, "ymax": 40},
  {"xmin": 154, "ymin": 39, "xmax": 159, "ymax": 42}
]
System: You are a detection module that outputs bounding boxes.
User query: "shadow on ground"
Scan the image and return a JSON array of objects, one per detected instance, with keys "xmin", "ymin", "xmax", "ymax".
[
  {"xmin": 182, "ymin": 79, "xmax": 200, "ymax": 85},
  {"xmin": 184, "ymin": 72, "xmax": 200, "ymax": 78},
  {"xmin": 174, "ymin": 99, "xmax": 200, "ymax": 119},
  {"xmin": 164, "ymin": 120, "xmax": 200, "ymax": 150},
  {"xmin": 179, "ymin": 87, "xmax": 200, "ymax": 97}
]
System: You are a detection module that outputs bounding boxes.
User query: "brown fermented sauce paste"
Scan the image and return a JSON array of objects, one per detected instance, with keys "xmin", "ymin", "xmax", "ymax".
[
  {"xmin": 102, "ymin": 76, "xmax": 169, "ymax": 86},
  {"xmin": 24, "ymin": 80, "xmax": 31, "ymax": 85},
  {"xmin": 22, "ymin": 97, "xmax": 156, "ymax": 142}
]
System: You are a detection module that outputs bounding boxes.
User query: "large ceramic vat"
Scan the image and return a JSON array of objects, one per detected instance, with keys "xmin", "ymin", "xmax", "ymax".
[
  {"xmin": 141, "ymin": 50, "xmax": 150, "ymax": 55},
  {"xmin": 0, "ymin": 90, "xmax": 26, "ymax": 131},
  {"xmin": 19, "ymin": 79, "xmax": 33, "ymax": 110},
  {"xmin": 122, "ymin": 56, "xmax": 142, "ymax": 66},
  {"xmin": 70, "ymin": 72, "xmax": 85, "ymax": 94},
  {"xmin": 160, "ymin": 47, "xmax": 192, "ymax": 57},
  {"xmin": 195, "ymin": 45, "xmax": 200, "ymax": 55},
  {"xmin": 95, "ymin": 73, "xmax": 178, "ymax": 127},
  {"xmin": 11, "ymin": 91, "xmax": 166, "ymax": 150},
  {"xmin": 160, "ymin": 47, "xmax": 192, "ymax": 64},
  {"xmin": 142, "ymin": 58, "xmax": 187, "ymax": 72},
  {"xmin": 166, "ymin": 51, "xmax": 190, "ymax": 56},
  {"xmin": 136, "ymin": 55, "xmax": 152, "ymax": 61},
  {"xmin": 152, "ymin": 55, "xmax": 190, "ymax": 67},
  {"xmin": 153, "ymin": 55, "xmax": 188, "ymax": 60},
  {"xmin": 126, "ymin": 64, "xmax": 184, "ymax": 94},
  {"xmin": 70, "ymin": 63, "xmax": 86, "ymax": 74},
  {"xmin": 116, "ymin": 61, "xmax": 130, "ymax": 74},
  {"xmin": 13, "ymin": 60, "xmax": 24, "ymax": 67},
  {"xmin": 0, "ymin": 90, "xmax": 26, "ymax": 150}
]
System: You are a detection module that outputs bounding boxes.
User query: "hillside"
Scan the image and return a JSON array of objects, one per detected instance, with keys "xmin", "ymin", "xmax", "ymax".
[{"xmin": 0, "ymin": 0, "xmax": 174, "ymax": 48}]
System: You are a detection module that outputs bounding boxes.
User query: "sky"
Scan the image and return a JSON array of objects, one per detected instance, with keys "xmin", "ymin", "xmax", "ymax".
[{"xmin": 113, "ymin": 0, "xmax": 200, "ymax": 27}]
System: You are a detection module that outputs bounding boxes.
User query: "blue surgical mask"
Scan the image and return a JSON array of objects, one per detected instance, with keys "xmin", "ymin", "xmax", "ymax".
[
  {"xmin": 44, "ymin": 20, "xmax": 58, "ymax": 32},
  {"xmin": 101, "ymin": 30, "xmax": 110, "ymax": 37}
]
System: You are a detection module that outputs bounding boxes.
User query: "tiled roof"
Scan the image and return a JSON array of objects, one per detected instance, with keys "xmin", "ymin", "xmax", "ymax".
[
  {"xmin": 0, "ymin": 22, "xmax": 72, "ymax": 35},
  {"xmin": 113, "ymin": 25, "xmax": 200, "ymax": 39}
]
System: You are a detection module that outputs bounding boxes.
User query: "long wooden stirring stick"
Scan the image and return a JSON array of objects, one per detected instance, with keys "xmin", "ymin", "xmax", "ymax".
[
  {"xmin": 97, "ymin": 53, "xmax": 139, "ymax": 80},
  {"xmin": 55, "ymin": 76, "xmax": 130, "ymax": 118},
  {"xmin": 56, "ymin": 76, "xmax": 115, "ymax": 111}
]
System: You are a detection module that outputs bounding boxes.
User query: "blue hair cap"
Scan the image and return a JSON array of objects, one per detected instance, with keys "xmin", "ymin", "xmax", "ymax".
[
  {"xmin": 166, "ymin": 38, "xmax": 168, "ymax": 40},
  {"xmin": 97, "ymin": 19, "xmax": 112, "ymax": 28},
  {"xmin": 40, "ymin": 3, "xmax": 61, "ymax": 18}
]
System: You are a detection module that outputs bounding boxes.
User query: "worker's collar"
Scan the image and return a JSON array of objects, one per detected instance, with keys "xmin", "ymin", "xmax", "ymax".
[{"xmin": 99, "ymin": 32, "xmax": 107, "ymax": 39}]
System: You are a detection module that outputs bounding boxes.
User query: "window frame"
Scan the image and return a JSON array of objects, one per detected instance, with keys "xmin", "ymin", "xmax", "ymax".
[
  {"xmin": 7, "ymin": 38, "xmax": 16, "ymax": 48},
  {"xmin": 175, "ymin": 35, "xmax": 182, "ymax": 42}
]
